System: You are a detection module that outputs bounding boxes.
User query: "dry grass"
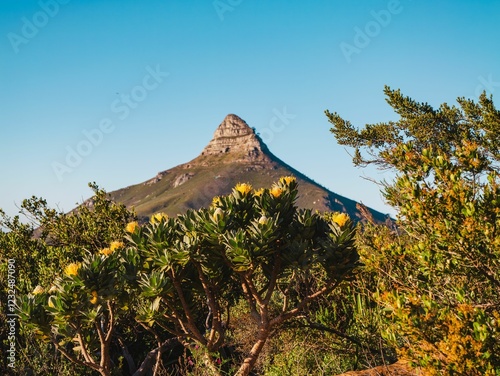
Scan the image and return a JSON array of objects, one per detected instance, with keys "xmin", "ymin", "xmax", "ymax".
[{"xmin": 335, "ymin": 360, "xmax": 423, "ymax": 376}]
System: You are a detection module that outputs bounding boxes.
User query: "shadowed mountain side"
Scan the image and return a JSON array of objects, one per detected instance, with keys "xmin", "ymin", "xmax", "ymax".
[{"xmin": 107, "ymin": 114, "xmax": 389, "ymax": 222}]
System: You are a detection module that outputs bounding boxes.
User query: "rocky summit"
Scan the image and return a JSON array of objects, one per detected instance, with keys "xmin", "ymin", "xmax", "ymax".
[
  {"xmin": 200, "ymin": 114, "xmax": 269, "ymax": 162},
  {"xmin": 107, "ymin": 114, "xmax": 389, "ymax": 223}
]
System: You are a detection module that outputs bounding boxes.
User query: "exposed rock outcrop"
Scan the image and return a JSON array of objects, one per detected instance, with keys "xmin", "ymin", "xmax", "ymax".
[
  {"xmin": 173, "ymin": 173, "xmax": 194, "ymax": 188},
  {"xmin": 200, "ymin": 114, "xmax": 269, "ymax": 162},
  {"xmin": 145, "ymin": 171, "xmax": 169, "ymax": 186}
]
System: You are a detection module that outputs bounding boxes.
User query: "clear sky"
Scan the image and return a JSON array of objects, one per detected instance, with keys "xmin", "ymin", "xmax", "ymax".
[{"xmin": 1, "ymin": 0, "xmax": 499, "ymax": 220}]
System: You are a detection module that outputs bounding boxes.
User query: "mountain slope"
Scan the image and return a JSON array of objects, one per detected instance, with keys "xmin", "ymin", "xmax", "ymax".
[{"xmin": 108, "ymin": 114, "xmax": 389, "ymax": 222}]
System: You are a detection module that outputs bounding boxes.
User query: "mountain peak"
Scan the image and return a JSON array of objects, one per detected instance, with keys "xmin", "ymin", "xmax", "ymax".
[
  {"xmin": 200, "ymin": 114, "xmax": 267, "ymax": 160},
  {"xmin": 108, "ymin": 113, "xmax": 390, "ymax": 224}
]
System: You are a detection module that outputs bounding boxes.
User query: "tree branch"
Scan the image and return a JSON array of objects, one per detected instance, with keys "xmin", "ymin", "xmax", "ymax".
[
  {"xmin": 132, "ymin": 337, "xmax": 181, "ymax": 376},
  {"xmin": 263, "ymin": 255, "xmax": 281, "ymax": 304},
  {"xmin": 118, "ymin": 336, "xmax": 136, "ymax": 375},
  {"xmin": 302, "ymin": 320, "xmax": 382, "ymax": 355},
  {"xmin": 194, "ymin": 261, "xmax": 223, "ymax": 350},
  {"xmin": 105, "ymin": 300, "xmax": 115, "ymax": 343},
  {"xmin": 169, "ymin": 269, "xmax": 206, "ymax": 345},
  {"xmin": 51, "ymin": 336, "xmax": 102, "ymax": 374},
  {"xmin": 271, "ymin": 280, "xmax": 341, "ymax": 327},
  {"xmin": 76, "ymin": 327, "xmax": 96, "ymax": 365}
]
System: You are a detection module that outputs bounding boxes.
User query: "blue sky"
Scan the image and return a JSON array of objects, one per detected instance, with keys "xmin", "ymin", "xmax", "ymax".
[{"xmin": 1, "ymin": 0, "xmax": 499, "ymax": 220}]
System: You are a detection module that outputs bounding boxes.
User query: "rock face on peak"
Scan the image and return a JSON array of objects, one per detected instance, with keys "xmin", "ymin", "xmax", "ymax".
[
  {"xmin": 201, "ymin": 114, "xmax": 268, "ymax": 161},
  {"xmin": 108, "ymin": 114, "xmax": 390, "ymax": 223}
]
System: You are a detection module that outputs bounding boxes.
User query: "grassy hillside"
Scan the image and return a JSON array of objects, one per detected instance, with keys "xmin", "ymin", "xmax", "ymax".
[{"xmin": 108, "ymin": 151, "xmax": 388, "ymax": 223}]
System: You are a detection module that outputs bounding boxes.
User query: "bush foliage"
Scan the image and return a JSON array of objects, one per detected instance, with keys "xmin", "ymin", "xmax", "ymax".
[
  {"xmin": 2, "ymin": 88, "xmax": 499, "ymax": 375},
  {"xmin": 3, "ymin": 178, "xmax": 364, "ymax": 376},
  {"xmin": 327, "ymin": 86, "xmax": 500, "ymax": 375}
]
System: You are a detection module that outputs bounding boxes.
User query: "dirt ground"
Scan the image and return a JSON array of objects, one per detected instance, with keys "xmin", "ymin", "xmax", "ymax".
[{"xmin": 335, "ymin": 360, "xmax": 423, "ymax": 376}]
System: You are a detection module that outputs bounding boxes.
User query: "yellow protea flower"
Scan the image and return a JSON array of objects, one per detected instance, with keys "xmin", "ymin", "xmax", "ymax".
[
  {"xmin": 279, "ymin": 176, "xmax": 296, "ymax": 185},
  {"xmin": 270, "ymin": 186, "xmax": 283, "ymax": 198},
  {"xmin": 211, "ymin": 196, "xmax": 222, "ymax": 208},
  {"xmin": 64, "ymin": 263, "xmax": 80, "ymax": 277},
  {"xmin": 332, "ymin": 212, "xmax": 349, "ymax": 227},
  {"xmin": 254, "ymin": 188, "xmax": 265, "ymax": 197},
  {"xmin": 110, "ymin": 241, "xmax": 124, "ymax": 251},
  {"xmin": 258, "ymin": 215, "xmax": 268, "ymax": 225},
  {"xmin": 126, "ymin": 221, "xmax": 140, "ymax": 233},
  {"xmin": 32, "ymin": 285, "xmax": 44, "ymax": 295},
  {"xmin": 90, "ymin": 291, "xmax": 98, "ymax": 305},
  {"xmin": 150, "ymin": 212, "xmax": 168, "ymax": 224},
  {"xmin": 235, "ymin": 183, "xmax": 253, "ymax": 195},
  {"xmin": 100, "ymin": 247, "xmax": 113, "ymax": 256}
]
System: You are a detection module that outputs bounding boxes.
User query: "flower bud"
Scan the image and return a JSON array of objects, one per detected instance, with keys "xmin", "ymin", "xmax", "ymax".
[
  {"xmin": 213, "ymin": 208, "xmax": 224, "ymax": 221},
  {"xmin": 258, "ymin": 215, "xmax": 268, "ymax": 225}
]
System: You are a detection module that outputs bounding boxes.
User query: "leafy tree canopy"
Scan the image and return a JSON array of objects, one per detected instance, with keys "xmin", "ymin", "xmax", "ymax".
[{"xmin": 327, "ymin": 87, "xmax": 500, "ymax": 375}]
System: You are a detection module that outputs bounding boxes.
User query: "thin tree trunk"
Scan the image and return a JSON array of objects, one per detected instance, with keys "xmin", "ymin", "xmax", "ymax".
[
  {"xmin": 202, "ymin": 351, "xmax": 222, "ymax": 376},
  {"xmin": 234, "ymin": 325, "xmax": 270, "ymax": 376},
  {"xmin": 98, "ymin": 369, "xmax": 111, "ymax": 376},
  {"xmin": 118, "ymin": 337, "xmax": 136, "ymax": 375},
  {"xmin": 133, "ymin": 338, "xmax": 180, "ymax": 376}
]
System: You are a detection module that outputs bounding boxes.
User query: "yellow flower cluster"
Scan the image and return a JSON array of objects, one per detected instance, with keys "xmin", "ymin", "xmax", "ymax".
[
  {"xmin": 99, "ymin": 247, "xmax": 113, "ymax": 256},
  {"xmin": 279, "ymin": 176, "xmax": 296, "ymax": 185},
  {"xmin": 100, "ymin": 241, "xmax": 125, "ymax": 256},
  {"xmin": 235, "ymin": 183, "xmax": 253, "ymax": 195},
  {"xmin": 110, "ymin": 241, "xmax": 124, "ymax": 251},
  {"xmin": 32, "ymin": 285, "xmax": 44, "ymax": 295},
  {"xmin": 90, "ymin": 290, "xmax": 98, "ymax": 305},
  {"xmin": 126, "ymin": 221, "xmax": 140, "ymax": 233},
  {"xmin": 270, "ymin": 186, "xmax": 283, "ymax": 198},
  {"xmin": 211, "ymin": 196, "xmax": 222, "ymax": 208},
  {"xmin": 64, "ymin": 263, "xmax": 80, "ymax": 277},
  {"xmin": 332, "ymin": 212, "xmax": 349, "ymax": 227},
  {"xmin": 150, "ymin": 212, "xmax": 168, "ymax": 224},
  {"xmin": 254, "ymin": 188, "xmax": 265, "ymax": 197}
]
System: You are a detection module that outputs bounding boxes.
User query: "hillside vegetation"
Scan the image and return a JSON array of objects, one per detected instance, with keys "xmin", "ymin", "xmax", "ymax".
[{"xmin": 1, "ymin": 88, "xmax": 499, "ymax": 375}]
